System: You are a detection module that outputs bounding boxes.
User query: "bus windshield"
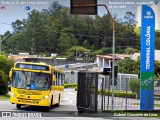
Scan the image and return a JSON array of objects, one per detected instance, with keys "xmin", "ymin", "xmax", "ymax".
[{"xmin": 12, "ymin": 71, "xmax": 51, "ymax": 90}]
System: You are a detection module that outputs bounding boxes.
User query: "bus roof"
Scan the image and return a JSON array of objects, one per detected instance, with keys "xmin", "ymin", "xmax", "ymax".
[{"xmin": 52, "ymin": 66, "xmax": 65, "ymax": 74}]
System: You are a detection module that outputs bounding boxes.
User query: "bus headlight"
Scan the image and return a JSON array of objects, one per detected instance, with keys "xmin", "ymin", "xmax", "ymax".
[
  {"xmin": 41, "ymin": 95, "xmax": 49, "ymax": 100},
  {"xmin": 11, "ymin": 92, "xmax": 16, "ymax": 98}
]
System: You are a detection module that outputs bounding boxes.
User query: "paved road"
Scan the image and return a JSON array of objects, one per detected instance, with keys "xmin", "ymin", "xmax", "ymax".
[
  {"xmin": 0, "ymin": 88, "xmax": 76, "ymax": 111},
  {"xmin": 0, "ymin": 88, "xmax": 159, "ymax": 120},
  {"xmin": 0, "ymin": 88, "xmax": 113, "ymax": 120}
]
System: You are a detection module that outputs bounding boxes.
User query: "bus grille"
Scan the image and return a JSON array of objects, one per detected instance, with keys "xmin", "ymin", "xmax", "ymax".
[{"xmin": 17, "ymin": 90, "xmax": 42, "ymax": 95}]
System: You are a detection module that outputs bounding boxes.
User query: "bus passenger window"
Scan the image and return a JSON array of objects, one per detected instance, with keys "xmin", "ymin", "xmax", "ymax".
[{"xmin": 61, "ymin": 75, "xmax": 64, "ymax": 86}]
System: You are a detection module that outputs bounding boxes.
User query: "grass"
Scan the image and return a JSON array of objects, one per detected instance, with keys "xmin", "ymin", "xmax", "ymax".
[{"xmin": 0, "ymin": 95, "xmax": 9, "ymax": 100}]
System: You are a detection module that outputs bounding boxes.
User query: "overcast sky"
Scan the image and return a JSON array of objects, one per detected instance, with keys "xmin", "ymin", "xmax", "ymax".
[{"xmin": 0, "ymin": 0, "xmax": 156, "ymax": 34}]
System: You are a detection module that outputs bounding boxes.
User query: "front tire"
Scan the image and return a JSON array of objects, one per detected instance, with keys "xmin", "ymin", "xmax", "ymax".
[
  {"xmin": 55, "ymin": 95, "xmax": 60, "ymax": 107},
  {"xmin": 51, "ymin": 96, "xmax": 53, "ymax": 107},
  {"xmin": 45, "ymin": 97, "xmax": 53, "ymax": 112},
  {"xmin": 16, "ymin": 104, "xmax": 21, "ymax": 109}
]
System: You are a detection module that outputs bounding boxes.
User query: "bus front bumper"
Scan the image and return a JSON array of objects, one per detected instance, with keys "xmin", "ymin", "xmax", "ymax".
[{"xmin": 10, "ymin": 94, "xmax": 51, "ymax": 107}]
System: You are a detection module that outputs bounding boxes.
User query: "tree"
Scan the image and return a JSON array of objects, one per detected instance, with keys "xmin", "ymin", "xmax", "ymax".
[
  {"xmin": 58, "ymin": 33, "xmax": 77, "ymax": 54},
  {"xmin": 11, "ymin": 19, "xmax": 24, "ymax": 33},
  {"xmin": 136, "ymin": 57, "xmax": 140, "ymax": 77},
  {"xmin": 0, "ymin": 55, "xmax": 14, "ymax": 75},
  {"xmin": 156, "ymin": 30, "xmax": 160, "ymax": 50},
  {"xmin": 123, "ymin": 12, "xmax": 136, "ymax": 26},
  {"xmin": 134, "ymin": 27, "xmax": 141, "ymax": 37},
  {"xmin": 91, "ymin": 48, "xmax": 112, "ymax": 59},
  {"xmin": 0, "ymin": 70, "xmax": 8, "ymax": 95},
  {"xmin": 2, "ymin": 1, "xmax": 141, "ymax": 58},
  {"xmin": 6, "ymin": 32, "xmax": 29, "ymax": 53},
  {"xmin": 67, "ymin": 46, "xmax": 89, "ymax": 60},
  {"xmin": 124, "ymin": 47, "xmax": 139, "ymax": 54},
  {"xmin": 116, "ymin": 58, "xmax": 139, "ymax": 74},
  {"xmin": 0, "ymin": 55, "xmax": 14, "ymax": 95},
  {"xmin": 82, "ymin": 40, "xmax": 90, "ymax": 48},
  {"xmin": 154, "ymin": 60, "xmax": 160, "ymax": 79}
]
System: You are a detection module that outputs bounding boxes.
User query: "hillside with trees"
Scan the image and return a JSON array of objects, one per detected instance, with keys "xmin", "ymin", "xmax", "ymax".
[{"xmin": 1, "ymin": 1, "xmax": 160, "ymax": 60}]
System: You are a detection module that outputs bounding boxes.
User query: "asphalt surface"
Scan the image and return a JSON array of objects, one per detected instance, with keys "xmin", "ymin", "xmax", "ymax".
[
  {"xmin": 0, "ymin": 88, "xmax": 160, "ymax": 120},
  {"xmin": 0, "ymin": 88, "xmax": 112, "ymax": 119}
]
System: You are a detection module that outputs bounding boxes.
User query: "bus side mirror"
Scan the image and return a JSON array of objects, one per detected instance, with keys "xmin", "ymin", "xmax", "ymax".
[
  {"xmin": 9, "ymin": 68, "xmax": 13, "ymax": 81},
  {"xmin": 52, "ymin": 74, "xmax": 55, "ymax": 82}
]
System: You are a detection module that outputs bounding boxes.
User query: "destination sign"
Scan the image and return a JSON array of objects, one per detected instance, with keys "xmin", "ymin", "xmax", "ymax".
[{"xmin": 15, "ymin": 63, "xmax": 49, "ymax": 71}]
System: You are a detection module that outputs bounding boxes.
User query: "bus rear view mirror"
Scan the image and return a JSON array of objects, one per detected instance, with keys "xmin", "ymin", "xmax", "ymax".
[
  {"xmin": 9, "ymin": 68, "xmax": 13, "ymax": 81},
  {"xmin": 52, "ymin": 74, "xmax": 56, "ymax": 82}
]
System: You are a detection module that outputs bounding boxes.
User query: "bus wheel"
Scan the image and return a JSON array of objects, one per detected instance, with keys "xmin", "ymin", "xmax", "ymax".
[
  {"xmin": 45, "ymin": 98, "xmax": 52, "ymax": 112},
  {"xmin": 51, "ymin": 96, "xmax": 53, "ymax": 107},
  {"xmin": 16, "ymin": 104, "xmax": 21, "ymax": 109},
  {"xmin": 55, "ymin": 95, "xmax": 60, "ymax": 107}
]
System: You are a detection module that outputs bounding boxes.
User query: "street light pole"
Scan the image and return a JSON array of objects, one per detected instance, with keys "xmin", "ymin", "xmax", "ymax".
[
  {"xmin": 103, "ymin": 4, "xmax": 115, "ymax": 111},
  {"xmin": 0, "ymin": 33, "xmax": 11, "ymax": 55},
  {"xmin": 0, "ymin": 24, "xmax": 23, "ymax": 55},
  {"xmin": 71, "ymin": 3, "xmax": 115, "ymax": 110},
  {"xmin": 112, "ymin": 23, "xmax": 115, "ymax": 111}
]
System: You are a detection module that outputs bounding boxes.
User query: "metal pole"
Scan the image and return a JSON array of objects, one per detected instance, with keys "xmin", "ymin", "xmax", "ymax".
[
  {"xmin": 0, "ymin": 24, "xmax": 23, "ymax": 55},
  {"xmin": 104, "ymin": 76, "xmax": 106, "ymax": 110},
  {"xmin": 126, "ymin": 78, "xmax": 128, "ymax": 110},
  {"xmin": 112, "ymin": 24, "xmax": 115, "ymax": 110},
  {"xmin": 107, "ymin": 77, "xmax": 111, "ymax": 110},
  {"xmin": 101, "ymin": 78, "xmax": 104, "ymax": 111},
  {"xmin": 72, "ymin": 3, "xmax": 115, "ymax": 111}
]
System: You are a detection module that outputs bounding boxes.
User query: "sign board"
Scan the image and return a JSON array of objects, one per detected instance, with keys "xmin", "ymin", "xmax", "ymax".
[
  {"xmin": 103, "ymin": 68, "xmax": 111, "ymax": 75},
  {"xmin": 140, "ymin": 5, "xmax": 155, "ymax": 110},
  {"xmin": 15, "ymin": 63, "xmax": 50, "ymax": 71},
  {"xmin": 70, "ymin": 0, "xmax": 97, "ymax": 15}
]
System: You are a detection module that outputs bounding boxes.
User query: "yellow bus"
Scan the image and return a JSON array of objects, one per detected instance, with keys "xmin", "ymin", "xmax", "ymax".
[{"xmin": 9, "ymin": 62, "xmax": 65, "ymax": 111}]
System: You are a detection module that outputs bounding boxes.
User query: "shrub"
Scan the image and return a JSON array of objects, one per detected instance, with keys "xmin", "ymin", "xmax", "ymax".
[
  {"xmin": 98, "ymin": 89, "xmax": 136, "ymax": 98},
  {"xmin": 0, "ymin": 55, "xmax": 14, "ymax": 95},
  {"xmin": 74, "ymin": 86, "xmax": 77, "ymax": 91},
  {"xmin": 129, "ymin": 78, "xmax": 140, "ymax": 98},
  {"xmin": 64, "ymin": 84, "xmax": 77, "ymax": 88},
  {"xmin": 74, "ymin": 84, "xmax": 136, "ymax": 98},
  {"xmin": 0, "ymin": 70, "xmax": 8, "ymax": 95},
  {"xmin": 0, "ymin": 55, "xmax": 14, "ymax": 77}
]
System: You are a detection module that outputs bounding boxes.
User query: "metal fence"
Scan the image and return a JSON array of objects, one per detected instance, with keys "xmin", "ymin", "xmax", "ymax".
[
  {"xmin": 98, "ymin": 73, "xmax": 138, "ymax": 91},
  {"xmin": 98, "ymin": 74, "xmax": 160, "ymax": 111},
  {"xmin": 65, "ymin": 71, "xmax": 160, "ymax": 111},
  {"xmin": 65, "ymin": 70, "xmax": 78, "ymax": 84}
]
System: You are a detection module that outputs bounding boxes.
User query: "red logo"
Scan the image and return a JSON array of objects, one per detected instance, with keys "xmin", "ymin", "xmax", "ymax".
[{"xmin": 0, "ymin": 6, "xmax": 6, "ymax": 10}]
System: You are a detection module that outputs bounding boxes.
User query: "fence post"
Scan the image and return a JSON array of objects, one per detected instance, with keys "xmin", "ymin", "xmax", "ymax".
[
  {"xmin": 125, "ymin": 78, "xmax": 128, "ymax": 110},
  {"xmin": 104, "ymin": 76, "xmax": 107, "ymax": 110},
  {"xmin": 107, "ymin": 77, "xmax": 111, "ymax": 110},
  {"xmin": 101, "ymin": 78, "xmax": 104, "ymax": 111}
]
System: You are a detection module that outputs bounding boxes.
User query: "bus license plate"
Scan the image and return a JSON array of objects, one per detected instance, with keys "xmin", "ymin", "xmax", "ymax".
[{"xmin": 26, "ymin": 100, "xmax": 32, "ymax": 103}]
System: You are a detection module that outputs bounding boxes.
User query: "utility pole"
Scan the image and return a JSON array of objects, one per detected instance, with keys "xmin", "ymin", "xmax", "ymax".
[
  {"xmin": 71, "ymin": 1, "xmax": 115, "ymax": 110},
  {"xmin": 0, "ymin": 33, "xmax": 11, "ymax": 55},
  {"xmin": 0, "ymin": 24, "xmax": 23, "ymax": 55}
]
